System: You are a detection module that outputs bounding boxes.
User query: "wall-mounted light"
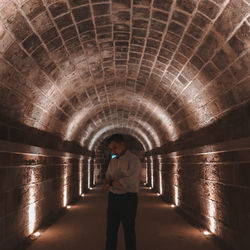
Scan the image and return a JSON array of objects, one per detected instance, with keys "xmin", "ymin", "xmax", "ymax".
[
  {"xmin": 66, "ymin": 205, "xmax": 71, "ymax": 209},
  {"xmin": 157, "ymin": 193, "xmax": 161, "ymax": 196},
  {"xmin": 81, "ymin": 194, "xmax": 85, "ymax": 197},
  {"xmin": 171, "ymin": 204, "xmax": 176, "ymax": 208},
  {"xmin": 89, "ymin": 187, "xmax": 93, "ymax": 190}
]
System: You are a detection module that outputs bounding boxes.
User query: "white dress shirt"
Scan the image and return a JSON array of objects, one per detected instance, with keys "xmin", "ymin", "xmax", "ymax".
[{"xmin": 105, "ymin": 150, "xmax": 142, "ymax": 194}]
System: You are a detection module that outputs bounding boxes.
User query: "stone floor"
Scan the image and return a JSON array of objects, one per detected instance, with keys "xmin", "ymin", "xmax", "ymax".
[{"xmin": 26, "ymin": 187, "xmax": 220, "ymax": 250}]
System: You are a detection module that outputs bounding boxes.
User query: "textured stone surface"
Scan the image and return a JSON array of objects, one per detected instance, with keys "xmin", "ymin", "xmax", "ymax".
[
  {"xmin": 147, "ymin": 136, "xmax": 250, "ymax": 250},
  {"xmin": 0, "ymin": 0, "xmax": 248, "ymax": 148},
  {"xmin": 0, "ymin": 140, "xmax": 92, "ymax": 250},
  {"xmin": 0, "ymin": 1, "xmax": 249, "ymax": 250}
]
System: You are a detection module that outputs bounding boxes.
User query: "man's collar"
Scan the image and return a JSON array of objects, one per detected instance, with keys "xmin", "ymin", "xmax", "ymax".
[{"xmin": 116, "ymin": 149, "xmax": 128, "ymax": 159}]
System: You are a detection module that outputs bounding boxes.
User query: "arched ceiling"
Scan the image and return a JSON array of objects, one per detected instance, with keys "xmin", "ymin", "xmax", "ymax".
[{"xmin": 0, "ymin": 0, "xmax": 249, "ymax": 150}]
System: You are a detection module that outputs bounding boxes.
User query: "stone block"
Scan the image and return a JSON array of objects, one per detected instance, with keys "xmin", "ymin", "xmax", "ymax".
[
  {"xmin": 198, "ymin": 0, "xmax": 220, "ymax": 20},
  {"xmin": 1, "ymin": 3, "xmax": 32, "ymax": 42},
  {"xmin": 230, "ymin": 51, "xmax": 250, "ymax": 81},
  {"xmin": 152, "ymin": 10, "xmax": 169, "ymax": 22},
  {"xmin": 93, "ymin": 3, "xmax": 110, "ymax": 16},
  {"xmin": 149, "ymin": 30, "xmax": 162, "ymax": 40},
  {"xmin": 200, "ymin": 62, "xmax": 219, "ymax": 82},
  {"xmin": 68, "ymin": 0, "xmax": 89, "ymax": 8},
  {"xmin": 153, "ymin": 0, "xmax": 173, "ymax": 11},
  {"xmin": 61, "ymin": 25, "xmax": 77, "ymax": 41},
  {"xmin": 133, "ymin": 7, "xmax": 150, "ymax": 19},
  {"xmin": 22, "ymin": 34, "xmax": 41, "ymax": 53},
  {"xmin": 21, "ymin": 0, "xmax": 46, "ymax": 20},
  {"xmin": 168, "ymin": 22, "xmax": 185, "ymax": 37},
  {"xmin": 192, "ymin": 12, "xmax": 210, "ymax": 28},
  {"xmin": 197, "ymin": 31, "xmax": 219, "ymax": 61},
  {"xmin": 55, "ymin": 13, "xmax": 73, "ymax": 30},
  {"xmin": 187, "ymin": 24, "xmax": 203, "ymax": 39},
  {"xmin": 151, "ymin": 20, "xmax": 166, "ymax": 32},
  {"xmin": 183, "ymin": 34, "xmax": 198, "ymax": 49},
  {"xmin": 176, "ymin": 0, "xmax": 196, "ymax": 14},
  {"xmin": 172, "ymin": 10, "xmax": 189, "ymax": 25},
  {"xmin": 212, "ymin": 49, "xmax": 230, "ymax": 70},
  {"xmin": 77, "ymin": 20, "xmax": 94, "ymax": 33},
  {"xmin": 215, "ymin": 0, "xmax": 250, "ymax": 38},
  {"xmin": 134, "ymin": 0, "xmax": 151, "ymax": 6},
  {"xmin": 49, "ymin": 2, "xmax": 68, "ymax": 17}
]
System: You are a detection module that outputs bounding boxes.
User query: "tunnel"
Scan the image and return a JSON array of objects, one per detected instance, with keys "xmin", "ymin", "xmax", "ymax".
[{"xmin": 0, "ymin": 0, "xmax": 249, "ymax": 249}]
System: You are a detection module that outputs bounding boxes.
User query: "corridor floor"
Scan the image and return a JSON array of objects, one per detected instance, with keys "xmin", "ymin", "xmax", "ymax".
[{"xmin": 26, "ymin": 187, "xmax": 220, "ymax": 250}]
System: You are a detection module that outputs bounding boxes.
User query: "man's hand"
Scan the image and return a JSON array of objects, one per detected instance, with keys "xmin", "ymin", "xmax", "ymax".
[
  {"xmin": 102, "ymin": 178, "xmax": 111, "ymax": 192},
  {"xmin": 102, "ymin": 183, "xmax": 110, "ymax": 192},
  {"xmin": 112, "ymin": 180, "xmax": 123, "ymax": 187},
  {"xmin": 102, "ymin": 179, "xmax": 123, "ymax": 191}
]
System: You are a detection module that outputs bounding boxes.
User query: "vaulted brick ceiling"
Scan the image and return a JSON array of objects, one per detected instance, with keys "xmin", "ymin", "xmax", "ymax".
[{"xmin": 0, "ymin": 0, "xmax": 249, "ymax": 150}]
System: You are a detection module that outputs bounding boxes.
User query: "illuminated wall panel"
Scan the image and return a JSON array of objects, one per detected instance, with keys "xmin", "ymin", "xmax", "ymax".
[
  {"xmin": 0, "ymin": 141, "xmax": 90, "ymax": 250},
  {"xmin": 149, "ymin": 136, "xmax": 250, "ymax": 250}
]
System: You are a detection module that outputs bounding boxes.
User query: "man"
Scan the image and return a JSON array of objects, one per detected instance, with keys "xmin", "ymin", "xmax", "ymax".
[{"xmin": 103, "ymin": 134, "xmax": 141, "ymax": 250}]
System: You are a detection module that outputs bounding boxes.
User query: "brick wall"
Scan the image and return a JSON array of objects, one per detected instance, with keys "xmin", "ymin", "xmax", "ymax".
[
  {"xmin": 146, "ymin": 103, "xmax": 250, "ymax": 250},
  {"xmin": 0, "ymin": 140, "xmax": 92, "ymax": 250}
]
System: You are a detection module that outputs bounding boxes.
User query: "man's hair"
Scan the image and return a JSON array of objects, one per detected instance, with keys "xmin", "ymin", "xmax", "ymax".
[{"xmin": 106, "ymin": 134, "xmax": 125, "ymax": 145}]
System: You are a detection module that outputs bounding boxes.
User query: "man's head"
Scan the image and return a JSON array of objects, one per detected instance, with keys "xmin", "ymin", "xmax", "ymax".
[{"xmin": 106, "ymin": 134, "xmax": 126, "ymax": 157}]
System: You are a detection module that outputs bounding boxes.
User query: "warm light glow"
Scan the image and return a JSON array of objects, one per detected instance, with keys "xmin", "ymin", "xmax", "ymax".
[
  {"xmin": 67, "ymin": 205, "xmax": 71, "ymax": 209},
  {"xmin": 157, "ymin": 193, "xmax": 161, "ymax": 196},
  {"xmin": 90, "ymin": 187, "xmax": 93, "ymax": 190},
  {"xmin": 63, "ymin": 164, "xmax": 68, "ymax": 207},
  {"xmin": 208, "ymin": 199, "xmax": 216, "ymax": 233},
  {"xmin": 158, "ymin": 155, "xmax": 163, "ymax": 195},
  {"xmin": 205, "ymin": 159, "xmax": 218, "ymax": 234},
  {"xmin": 172, "ymin": 154, "xmax": 180, "ymax": 207},
  {"xmin": 88, "ymin": 158, "xmax": 91, "ymax": 189},
  {"xmin": 174, "ymin": 186, "xmax": 179, "ymax": 206},
  {"xmin": 81, "ymin": 194, "xmax": 85, "ymax": 197},
  {"xmin": 203, "ymin": 230, "xmax": 211, "ymax": 236},
  {"xmin": 171, "ymin": 204, "xmax": 176, "ymax": 208},
  {"xmin": 87, "ymin": 125, "xmax": 152, "ymax": 150},
  {"xmin": 33, "ymin": 231, "xmax": 41, "ymax": 237},
  {"xmin": 64, "ymin": 91, "xmax": 175, "ymax": 146},
  {"xmin": 79, "ymin": 157, "xmax": 83, "ymax": 195},
  {"xmin": 150, "ymin": 156, "xmax": 154, "ymax": 189},
  {"xmin": 28, "ymin": 170, "xmax": 37, "ymax": 235}
]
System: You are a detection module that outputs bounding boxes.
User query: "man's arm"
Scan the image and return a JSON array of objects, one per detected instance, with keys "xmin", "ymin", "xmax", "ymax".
[
  {"xmin": 117, "ymin": 157, "xmax": 141, "ymax": 189},
  {"xmin": 102, "ymin": 178, "xmax": 112, "ymax": 191},
  {"xmin": 102, "ymin": 161, "xmax": 113, "ymax": 191}
]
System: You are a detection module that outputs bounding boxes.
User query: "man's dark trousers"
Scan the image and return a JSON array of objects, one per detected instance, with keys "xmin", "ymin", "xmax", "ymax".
[{"xmin": 105, "ymin": 192, "xmax": 138, "ymax": 250}]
